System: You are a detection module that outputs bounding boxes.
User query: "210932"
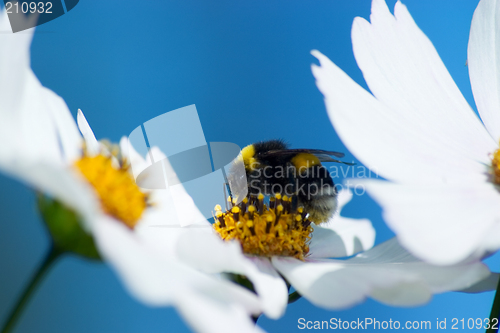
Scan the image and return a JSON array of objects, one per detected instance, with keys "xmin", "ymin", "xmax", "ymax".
[{"xmin": 5, "ymin": 2, "xmax": 52, "ymax": 14}]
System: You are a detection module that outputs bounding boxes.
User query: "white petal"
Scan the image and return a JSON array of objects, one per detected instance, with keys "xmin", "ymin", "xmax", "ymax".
[
  {"xmin": 350, "ymin": 0, "xmax": 494, "ymax": 163},
  {"xmin": 175, "ymin": 231, "xmax": 288, "ymax": 319},
  {"xmin": 158, "ymin": 152, "xmax": 208, "ymax": 226},
  {"xmin": 177, "ymin": 288, "xmax": 266, "ymax": 333},
  {"xmin": 311, "ymin": 50, "xmax": 491, "ymax": 185},
  {"xmin": 0, "ymin": 160, "xmax": 98, "ymax": 229},
  {"xmin": 310, "ymin": 217, "xmax": 375, "ymax": 259},
  {"xmin": 272, "ymin": 238, "xmax": 491, "ymax": 309},
  {"xmin": 77, "ymin": 109, "xmax": 99, "ymax": 156},
  {"xmin": 309, "ymin": 189, "xmax": 375, "ymax": 258},
  {"xmin": 272, "ymin": 257, "xmax": 370, "ymax": 309},
  {"xmin": 336, "ymin": 188, "xmax": 353, "ymax": 210},
  {"xmin": 120, "ymin": 136, "xmax": 148, "ymax": 178},
  {"xmin": 135, "ymin": 189, "xmax": 207, "ymax": 258},
  {"xmin": 460, "ymin": 273, "xmax": 499, "ymax": 293},
  {"xmin": 43, "ymin": 87, "xmax": 82, "ymax": 163},
  {"xmin": 0, "ymin": 10, "xmax": 33, "ymax": 115},
  {"xmin": 93, "ymin": 216, "xmax": 262, "ymax": 316},
  {"xmin": 0, "ymin": 10, "xmax": 81, "ymax": 179},
  {"xmin": 17, "ymin": 74, "xmax": 66, "ymax": 165},
  {"xmin": 0, "ymin": 28, "xmax": 63, "ymax": 168},
  {"xmin": 468, "ymin": 0, "xmax": 500, "ymax": 142},
  {"xmin": 359, "ymin": 179, "xmax": 500, "ymax": 265}
]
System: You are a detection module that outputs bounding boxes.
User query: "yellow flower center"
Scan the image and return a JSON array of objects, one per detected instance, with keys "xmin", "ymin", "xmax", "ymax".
[
  {"xmin": 213, "ymin": 193, "xmax": 313, "ymax": 260},
  {"xmin": 74, "ymin": 154, "xmax": 147, "ymax": 228},
  {"xmin": 492, "ymin": 146, "xmax": 500, "ymax": 184}
]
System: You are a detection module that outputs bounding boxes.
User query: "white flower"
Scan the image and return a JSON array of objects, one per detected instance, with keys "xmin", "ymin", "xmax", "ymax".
[
  {"xmin": 0, "ymin": 11, "xmax": 265, "ymax": 333},
  {"xmin": 311, "ymin": 0, "xmax": 500, "ymax": 265},
  {"xmin": 169, "ymin": 188, "xmax": 494, "ymax": 310}
]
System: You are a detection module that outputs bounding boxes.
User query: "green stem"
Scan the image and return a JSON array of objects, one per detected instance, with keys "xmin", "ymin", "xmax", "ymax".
[
  {"xmin": 288, "ymin": 291, "xmax": 302, "ymax": 304},
  {"xmin": 487, "ymin": 276, "xmax": 500, "ymax": 333},
  {"xmin": 1, "ymin": 247, "xmax": 61, "ymax": 333}
]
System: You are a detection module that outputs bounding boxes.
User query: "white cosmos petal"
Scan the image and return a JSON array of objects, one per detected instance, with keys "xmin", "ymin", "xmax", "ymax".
[
  {"xmin": 309, "ymin": 189, "xmax": 375, "ymax": 258},
  {"xmin": 120, "ymin": 136, "xmax": 149, "ymax": 179},
  {"xmin": 135, "ymin": 189, "xmax": 210, "ymax": 259},
  {"xmin": 309, "ymin": 217, "xmax": 374, "ymax": 258},
  {"xmin": 77, "ymin": 109, "xmax": 99, "ymax": 156},
  {"xmin": 157, "ymin": 151, "xmax": 208, "ymax": 226},
  {"xmin": 460, "ymin": 273, "xmax": 500, "ymax": 293},
  {"xmin": 272, "ymin": 238, "xmax": 492, "ymax": 309},
  {"xmin": 93, "ymin": 216, "xmax": 262, "ymax": 321},
  {"xmin": 10, "ymin": 162, "xmax": 99, "ymax": 229},
  {"xmin": 350, "ymin": 0, "xmax": 494, "ymax": 164},
  {"xmin": 17, "ymin": 73, "xmax": 70, "ymax": 165},
  {"xmin": 133, "ymin": 149, "xmax": 208, "ymax": 255},
  {"xmin": 0, "ymin": 10, "xmax": 33, "ymax": 117},
  {"xmin": 177, "ymin": 288, "xmax": 266, "ymax": 333},
  {"xmin": 175, "ymin": 231, "xmax": 288, "ymax": 319},
  {"xmin": 358, "ymin": 179, "xmax": 500, "ymax": 265},
  {"xmin": 337, "ymin": 188, "xmax": 354, "ymax": 209},
  {"xmin": 43, "ymin": 86, "xmax": 82, "ymax": 163},
  {"xmin": 0, "ymin": 12, "xmax": 64, "ymax": 168},
  {"xmin": 311, "ymin": 50, "xmax": 491, "ymax": 185},
  {"xmin": 468, "ymin": 0, "xmax": 500, "ymax": 142}
]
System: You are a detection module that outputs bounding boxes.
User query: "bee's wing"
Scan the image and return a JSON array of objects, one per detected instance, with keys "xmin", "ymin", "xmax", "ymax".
[
  {"xmin": 315, "ymin": 154, "xmax": 356, "ymax": 165},
  {"xmin": 262, "ymin": 149, "xmax": 356, "ymax": 165},
  {"xmin": 263, "ymin": 149, "xmax": 344, "ymax": 158}
]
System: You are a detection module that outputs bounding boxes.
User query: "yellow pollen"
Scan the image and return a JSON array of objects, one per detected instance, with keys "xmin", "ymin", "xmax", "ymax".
[
  {"xmin": 74, "ymin": 154, "xmax": 147, "ymax": 228},
  {"xmin": 213, "ymin": 194, "xmax": 313, "ymax": 260},
  {"xmin": 291, "ymin": 153, "xmax": 321, "ymax": 173},
  {"xmin": 492, "ymin": 145, "xmax": 500, "ymax": 184}
]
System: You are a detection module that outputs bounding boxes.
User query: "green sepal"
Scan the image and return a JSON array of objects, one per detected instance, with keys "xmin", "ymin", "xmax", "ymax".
[
  {"xmin": 37, "ymin": 194, "xmax": 101, "ymax": 260},
  {"xmin": 224, "ymin": 273, "xmax": 256, "ymax": 293}
]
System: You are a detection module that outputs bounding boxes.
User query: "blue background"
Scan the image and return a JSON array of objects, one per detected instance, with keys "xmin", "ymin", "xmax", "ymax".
[{"xmin": 1, "ymin": 0, "xmax": 499, "ymax": 332}]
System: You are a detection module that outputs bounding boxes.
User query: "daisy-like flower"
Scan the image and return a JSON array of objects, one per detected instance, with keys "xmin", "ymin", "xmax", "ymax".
[
  {"xmin": 171, "ymin": 188, "xmax": 494, "ymax": 310},
  {"xmin": 0, "ymin": 11, "xmax": 265, "ymax": 333},
  {"xmin": 311, "ymin": 0, "xmax": 500, "ymax": 265}
]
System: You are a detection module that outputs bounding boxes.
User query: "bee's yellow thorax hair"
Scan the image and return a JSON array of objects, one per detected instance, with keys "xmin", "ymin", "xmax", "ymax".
[
  {"xmin": 239, "ymin": 144, "xmax": 260, "ymax": 170},
  {"xmin": 291, "ymin": 153, "xmax": 320, "ymax": 173}
]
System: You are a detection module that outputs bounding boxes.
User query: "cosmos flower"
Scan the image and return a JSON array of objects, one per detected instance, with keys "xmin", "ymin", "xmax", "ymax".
[
  {"xmin": 172, "ymin": 188, "xmax": 493, "ymax": 311},
  {"xmin": 311, "ymin": 0, "xmax": 500, "ymax": 265},
  {"xmin": 0, "ymin": 11, "xmax": 265, "ymax": 333}
]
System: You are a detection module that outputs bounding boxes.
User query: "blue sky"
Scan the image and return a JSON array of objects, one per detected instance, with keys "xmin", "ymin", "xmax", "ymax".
[{"xmin": 0, "ymin": 0, "xmax": 498, "ymax": 332}]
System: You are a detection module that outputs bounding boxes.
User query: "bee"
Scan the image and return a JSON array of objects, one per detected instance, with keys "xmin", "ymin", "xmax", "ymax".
[{"xmin": 231, "ymin": 139, "xmax": 353, "ymax": 224}]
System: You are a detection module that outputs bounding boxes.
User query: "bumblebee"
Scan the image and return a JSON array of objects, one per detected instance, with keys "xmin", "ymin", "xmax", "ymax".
[{"xmin": 233, "ymin": 139, "xmax": 352, "ymax": 224}]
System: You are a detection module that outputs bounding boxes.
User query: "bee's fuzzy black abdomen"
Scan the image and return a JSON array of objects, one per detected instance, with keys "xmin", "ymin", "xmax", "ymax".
[{"xmin": 296, "ymin": 165, "xmax": 337, "ymax": 223}]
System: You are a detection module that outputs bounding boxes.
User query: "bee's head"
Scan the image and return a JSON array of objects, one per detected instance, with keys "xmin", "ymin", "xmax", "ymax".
[{"xmin": 239, "ymin": 144, "xmax": 258, "ymax": 171}]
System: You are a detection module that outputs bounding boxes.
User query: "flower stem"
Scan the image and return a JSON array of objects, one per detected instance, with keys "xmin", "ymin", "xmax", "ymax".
[
  {"xmin": 288, "ymin": 291, "xmax": 302, "ymax": 304},
  {"xmin": 487, "ymin": 275, "xmax": 500, "ymax": 333},
  {"xmin": 1, "ymin": 247, "xmax": 62, "ymax": 333}
]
